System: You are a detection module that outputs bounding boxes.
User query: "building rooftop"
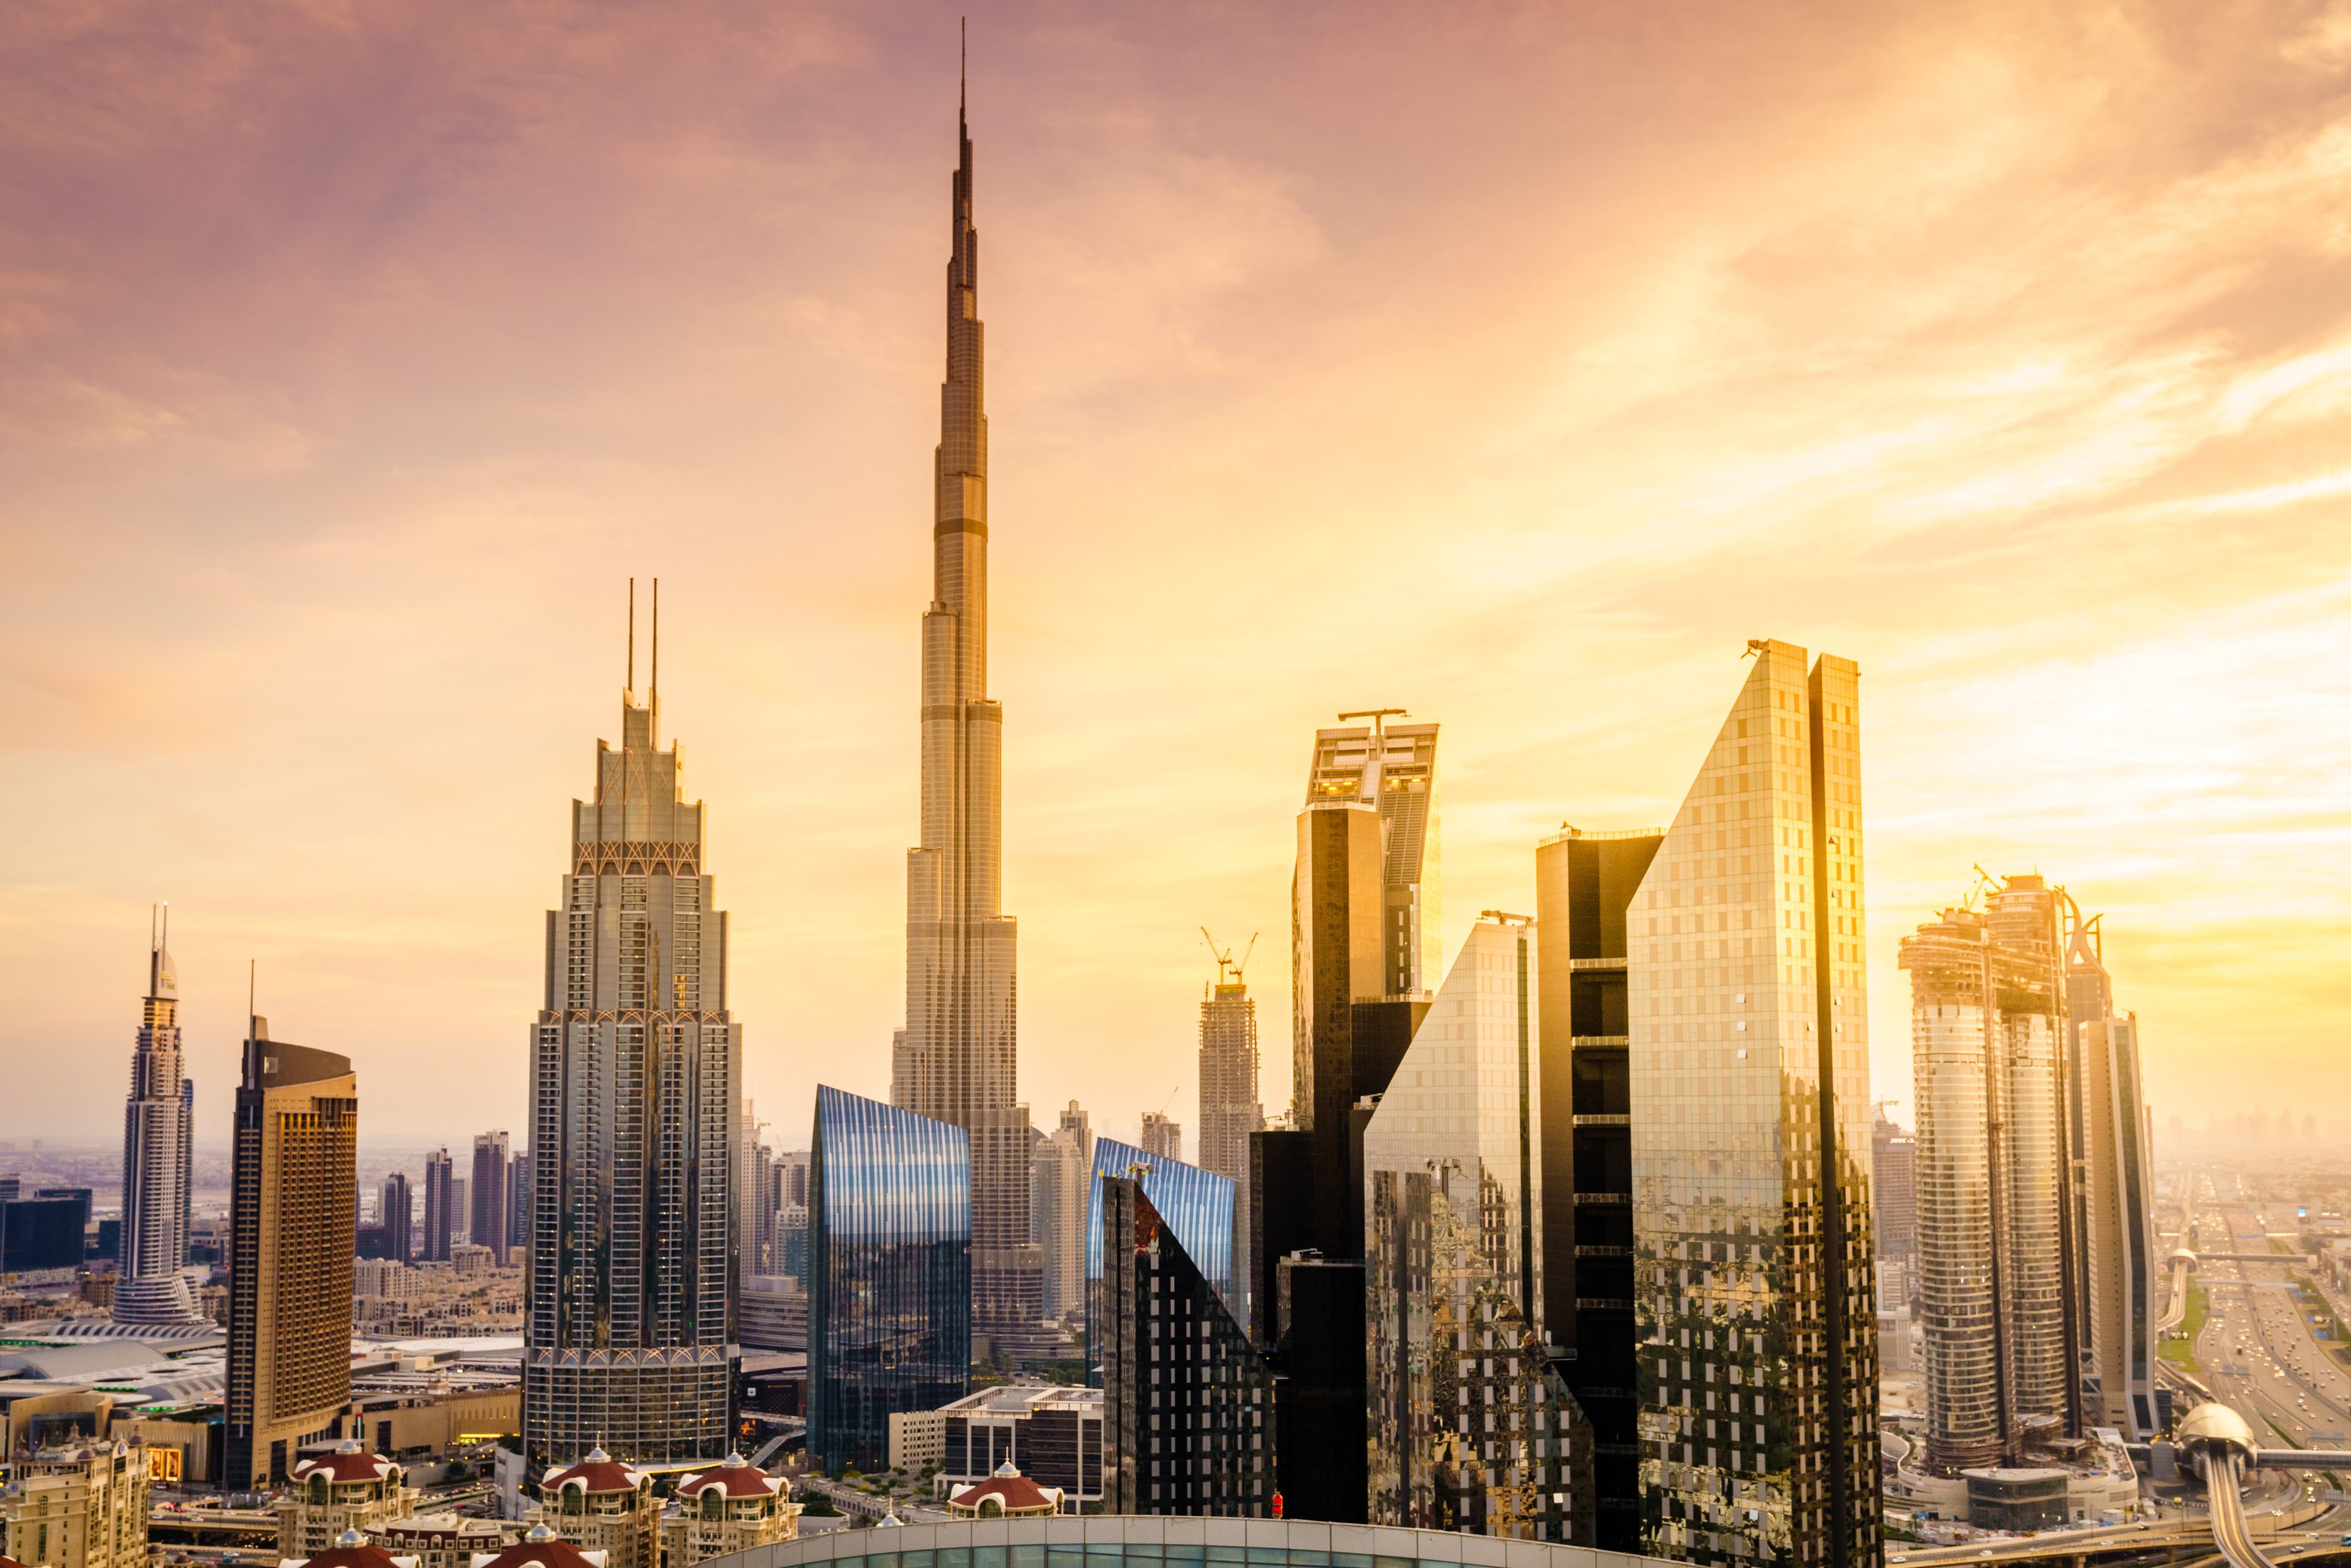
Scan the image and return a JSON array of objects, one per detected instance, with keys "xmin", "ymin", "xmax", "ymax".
[
  {"xmin": 290, "ymin": 1442, "xmax": 401, "ymax": 1485},
  {"xmin": 675, "ymin": 1455, "xmax": 782, "ymax": 1500},
  {"xmin": 935, "ymin": 1384, "xmax": 1101, "ymax": 1417},
  {"xmin": 471, "ymin": 1525, "xmax": 606, "ymax": 1568},
  {"xmin": 542, "ymin": 1448, "xmax": 646, "ymax": 1495}
]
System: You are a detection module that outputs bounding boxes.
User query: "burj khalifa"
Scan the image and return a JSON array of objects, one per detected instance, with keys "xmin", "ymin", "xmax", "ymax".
[{"xmin": 892, "ymin": 80, "xmax": 1042, "ymax": 1352}]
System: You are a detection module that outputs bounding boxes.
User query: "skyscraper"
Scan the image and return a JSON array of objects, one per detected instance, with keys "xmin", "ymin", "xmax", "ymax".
[
  {"xmin": 1303, "ymin": 714, "xmax": 1441, "ymax": 996},
  {"xmin": 471, "ymin": 1131, "xmax": 511, "ymax": 1268},
  {"xmin": 1139, "ymin": 1114, "xmax": 1182, "ymax": 1164},
  {"xmin": 524, "ymin": 590, "xmax": 742, "ymax": 1467},
  {"xmin": 1900, "ymin": 875, "xmax": 2071, "ymax": 1473},
  {"xmin": 225, "ymin": 1017, "xmax": 357, "ymax": 1487},
  {"xmin": 891, "ymin": 76, "xmax": 1041, "ymax": 1353},
  {"xmin": 1629, "ymin": 640, "xmax": 1879, "ymax": 1568},
  {"xmin": 1031, "ymin": 1102, "xmax": 1090, "ymax": 1322},
  {"xmin": 809, "ymin": 1085, "xmax": 970, "ymax": 1474},
  {"xmin": 1871, "ymin": 1108, "xmax": 1916, "ymax": 1266},
  {"xmin": 422, "ymin": 1148, "xmax": 455, "ymax": 1264},
  {"xmin": 116, "ymin": 906, "xmax": 201, "ymax": 1326},
  {"xmin": 508, "ymin": 1151, "xmax": 532, "ymax": 1253},
  {"xmin": 1196, "ymin": 952, "xmax": 1262, "ymax": 1187},
  {"xmin": 380, "ymin": 1172, "xmax": 414, "ymax": 1267},
  {"xmin": 1533, "ymin": 824, "xmax": 1662, "ymax": 1551},
  {"xmin": 2076, "ymin": 980, "xmax": 2155, "ymax": 1433},
  {"xmin": 1363, "ymin": 915, "xmax": 1589, "ymax": 1541}
]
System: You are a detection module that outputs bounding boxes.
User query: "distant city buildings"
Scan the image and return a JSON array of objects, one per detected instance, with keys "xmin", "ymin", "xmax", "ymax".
[
  {"xmin": 116, "ymin": 906, "xmax": 200, "ymax": 1326},
  {"xmin": 1872, "ymin": 1107, "xmax": 1918, "ymax": 1266},
  {"xmin": 1138, "ymin": 1113, "xmax": 1181, "ymax": 1165},
  {"xmin": 420, "ymin": 1149, "xmax": 454, "ymax": 1265},
  {"xmin": 1031, "ymin": 1101, "xmax": 1091, "ymax": 1323},
  {"xmin": 225, "ymin": 1017, "xmax": 358, "ymax": 1487},
  {"xmin": 1628, "ymin": 639, "xmax": 1880, "ymax": 1568},
  {"xmin": 522, "ymin": 596, "xmax": 742, "ymax": 1467},
  {"xmin": 809, "ymin": 1085, "xmax": 970, "ymax": 1474},
  {"xmin": 378, "ymin": 1173, "xmax": 414, "ymax": 1267}
]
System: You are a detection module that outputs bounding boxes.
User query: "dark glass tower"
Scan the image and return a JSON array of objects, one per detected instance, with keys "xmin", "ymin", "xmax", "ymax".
[
  {"xmin": 810, "ymin": 1085, "xmax": 971, "ymax": 1473},
  {"xmin": 1083, "ymin": 1136, "xmax": 1236, "ymax": 1386},
  {"xmin": 1099, "ymin": 1175, "xmax": 1273, "ymax": 1516}
]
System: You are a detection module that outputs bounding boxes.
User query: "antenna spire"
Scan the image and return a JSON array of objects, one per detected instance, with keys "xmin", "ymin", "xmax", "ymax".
[
  {"xmin": 649, "ymin": 578, "xmax": 659, "ymax": 711},
  {"xmin": 627, "ymin": 578, "xmax": 636, "ymax": 698},
  {"xmin": 960, "ymin": 16, "xmax": 967, "ymax": 122}
]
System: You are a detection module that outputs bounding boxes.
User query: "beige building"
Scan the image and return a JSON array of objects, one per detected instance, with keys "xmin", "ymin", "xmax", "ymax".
[
  {"xmin": 659, "ymin": 1455, "xmax": 799, "ymax": 1566},
  {"xmin": 278, "ymin": 1442, "xmax": 418, "ymax": 1561},
  {"xmin": 0, "ymin": 1439, "xmax": 149, "ymax": 1568},
  {"xmin": 525, "ymin": 1451, "xmax": 656, "ymax": 1568},
  {"xmin": 376, "ymin": 1511, "xmax": 518, "ymax": 1568},
  {"xmin": 226, "ymin": 1018, "xmax": 358, "ymax": 1486}
]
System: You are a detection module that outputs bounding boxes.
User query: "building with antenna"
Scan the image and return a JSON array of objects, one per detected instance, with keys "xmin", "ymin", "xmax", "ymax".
[
  {"xmin": 116, "ymin": 906, "xmax": 202, "ymax": 1326},
  {"xmin": 1196, "ymin": 932, "xmax": 1261, "ymax": 1330},
  {"xmin": 522, "ymin": 580, "xmax": 741, "ymax": 1467},
  {"xmin": 1302, "ymin": 714, "xmax": 1441, "ymax": 998},
  {"xmin": 891, "ymin": 71, "xmax": 1043, "ymax": 1359}
]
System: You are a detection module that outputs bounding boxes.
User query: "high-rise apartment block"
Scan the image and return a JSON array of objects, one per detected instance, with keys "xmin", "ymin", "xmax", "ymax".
[
  {"xmin": 1534, "ymin": 824, "xmax": 1660, "ymax": 1551},
  {"xmin": 507, "ymin": 1151, "xmax": 531, "ymax": 1254},
  {"xmin": 1099, "ymin": 1174, "xmax": 1273, "ymax": 1516},
  {"xmin": 226, "ymin": 1018, "xmax": 358, "ymax": 1487},
  {"xmin": 0, "ymin": 1437, "xmax": 149, "ymax": 1568},
  {"xmin": 809, "ymin": 1086, "xmax": 971, "ymax": 1473},
  {"xmin": 1364, "ymin": 915, "xmax": 1590, "ymax": 1541},
  {"xmin": 470, "ymin": 1132, "xmax": 510, "ymax": 1267},
  {"xmin": 2074, "ymin": 933, "xmax": 2155, "ymax": 1437},
  {"xmin": 1139, "ymin": 1114, "xmax": 1182, "ymax": 1165},
  {"xmin": 379, "ymin": 1173, "xmax": 413, "ymax": 1267},
  {"xmin": 524, "ymin": 604, "xmax": 741, "ymax": 1467},
  {"xmin": 117, "ymin": 907, "xmax": 200, "ymax": 1326},
  {"xmin": 1032, "ymin": 1102, "xmax": 1092, "ymax": 1322},
  {"xmin": 891, "ymin": 88, "xmax": 1042, "ymax": 1355},
  {"xmin": 1872, "ymin": 1110, "xmax": 1917, "ymax": 1266},
  {"xmin": 421, "ymin": 1150, "xmax": 454, "ymax": 1264},
  {"xmin": 1628, "ymin": 640, "xmax": 1879, "ymax": 1568}
]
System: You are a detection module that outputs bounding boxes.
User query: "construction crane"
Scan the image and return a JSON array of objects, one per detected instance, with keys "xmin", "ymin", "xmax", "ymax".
[{"xmin": 1200, "ymin": 927, "xmax": 1258, "ymax": 987}]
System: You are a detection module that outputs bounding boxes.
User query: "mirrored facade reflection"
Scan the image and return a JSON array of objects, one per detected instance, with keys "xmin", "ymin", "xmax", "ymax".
[
  {"xmin": 810, "ymin": 1085, "xmax": 971, "ymax": 1474},
  {"xmin": 1084, "ymin": 1138, "xmax": 1237, "ymax": 1383},
  {"xmin": 1363, "ymin": 916, "xmax": 1587, "ymax": 1541},
  {"xmin": 1629, "ymin": 641, "xmax": 1879, "ymax": 1568}
]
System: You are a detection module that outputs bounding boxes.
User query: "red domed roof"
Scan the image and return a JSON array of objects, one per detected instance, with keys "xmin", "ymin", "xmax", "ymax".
[
  {"xmin": 675, "ymin": 1455, "xmax": 782, "ymax": 1499},
  {"xmin": 541, "ymin": 1447, "xmax": 646, "ymax": 1495},
  {"xmin": 472, "ymin": 1527, "xmax": 607, "ymax": 1568},
  {"xmin": 291, "ymin": 1535, "xmax": 414, "ymax": 1568},
  {"xmin": 947, "ymin": 1464, "xmax": 1061, "ymax": 1517},
  {"xmin": 291, "ymin": 1443, "xmax": 399, "ymax": 1485}
]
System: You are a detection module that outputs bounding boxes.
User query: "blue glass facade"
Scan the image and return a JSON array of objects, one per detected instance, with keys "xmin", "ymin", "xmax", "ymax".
[
  {"xmin": 810, "ymin": 1085, "xmax": 971, "ymax": 1474},
  {"xmin": 1083, "ymin": 1139, "xmax": 1234, "ymax": 1305}
]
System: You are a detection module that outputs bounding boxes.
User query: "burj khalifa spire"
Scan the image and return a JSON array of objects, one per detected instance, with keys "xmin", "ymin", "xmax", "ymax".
[{"xmin": 894, "ymin": 65, "xmax": 1042, "ymax": 1355}]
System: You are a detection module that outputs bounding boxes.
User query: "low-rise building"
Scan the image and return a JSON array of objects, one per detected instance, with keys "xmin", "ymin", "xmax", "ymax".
[
  {"xmin": 932, "ymin": 1384, "xmax": 1101, "ymax": 1507},
  {"xmin": 285, "ymin": 1528, "xmax": 420, "ymax": 1568},
  {"xmin": 945, "ymin": 1463, "xmax": 1063, "ymax": 1518},
  {"xmin": 376, "ymin": 1513, "xmax": 517, "ymax": 1568},
  {"xmin": 660, "ymin": 1455, "xmax": 799, "ymax": 1566},
  {"xmin": 525, "ymin": 1450, "xmax": 655, "ymax": 1568},
  {"xmin": 280, "ymin": 1442, "xmax": 419, "ymax": 1561},
  {"xmin": 0, "ymin": 1439, "xmax": 149, "ymax": 1568},
  {"xmin": 469, "ymin": 1523, "xmax": 606, "ymax": 1568}
]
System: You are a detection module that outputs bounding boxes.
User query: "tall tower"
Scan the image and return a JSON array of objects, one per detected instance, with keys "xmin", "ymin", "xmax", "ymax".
[
  {"xmin": 896, "ymin": 74, "xmax": 1041, "ymax": 1350},
  {"xmin": 1196, "ymin": 940, "xmax": 1262, "ymax": 1188},
  {"xmin": 524, "ymin": 584, "xmax": 742, "ymax": 1467},
  {"xmin": 116, "ymin": 906, "xmax": 202, "ymax": 1325},
  {"xmin": 225, "ymin": 1018, "xmax": 356, "ymax": 1487},
  {"xmin": 471, "ymin": 1130, "xmax": 511, "ymax": 1267},
  {"xmin": 1629, "ymin": 640, "xmax": 1879, "ymax": 1568},
  {"xmin": 1303, "ymin": 714, "xmax": 1441, "ymax": 996}
]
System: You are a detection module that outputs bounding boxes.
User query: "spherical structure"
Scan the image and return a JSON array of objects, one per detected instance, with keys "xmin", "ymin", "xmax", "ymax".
[{"xmin": 2176, "ymin": 1401, "xmax": 2257, "ymax": 1476}]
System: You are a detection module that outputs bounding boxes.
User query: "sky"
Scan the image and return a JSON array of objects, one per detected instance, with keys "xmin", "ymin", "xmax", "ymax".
[{"xmin": 4, "ymin": 0, "xmax": 2349, "ymax": 1157}]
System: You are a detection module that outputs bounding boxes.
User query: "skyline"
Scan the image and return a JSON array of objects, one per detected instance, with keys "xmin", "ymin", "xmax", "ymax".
[{"xmin": 6, "ymin": 2, "xmax": 2351, "ymax": 1146}]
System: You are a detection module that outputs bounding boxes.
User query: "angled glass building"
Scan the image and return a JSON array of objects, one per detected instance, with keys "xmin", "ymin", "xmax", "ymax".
[
  {"xmin": 1084, "ymin": 1139, "xmax": 1236, "ymax": 1387},
  {"xmin": 810, "ymin": 1085, "xmax": 971, "ymax": 1473},
  {"xmin": 1362, "ymin": 915, "xmax": 1590, "ymax": 1541}
]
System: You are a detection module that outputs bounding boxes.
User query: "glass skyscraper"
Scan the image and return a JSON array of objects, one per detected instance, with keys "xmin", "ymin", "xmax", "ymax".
[
  {"xmin": 810, "ymin": 1085, "xmax": 971, "ymax": 1474},
  {"xmin": 1630, "ymin": 640, "xmax": 1879, "ymax": 1568},
  {"xmin": 1085, "ymin": 1137, "xmax": 1236, "ymax": 1388},
  {"xmin": 525, "ymin": 592, "xmax": 742, "ymax": 1468},
  {"xmin": 1363, "ymin": 915, "xmax": 1588, "ymax": 1541}
]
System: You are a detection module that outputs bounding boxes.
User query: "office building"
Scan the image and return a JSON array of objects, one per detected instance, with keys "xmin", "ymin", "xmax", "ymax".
[
  {"xmin": 1533, "ymin": 823, "xmax": 1662, "ymax": 1551},
  {"xmin": 527, "ymin": 1451, "xmax": 658, "ymax": 1568},
  {"xmin": 890, "ymin": 80, "xmax": 1042, "ymax": 1351},
  {"xmin": 661, "ymin": 1454, "xmax": 801, "ymax": 1566},
  {"xmin": 421, "ymin": 1151, "xmax": 454, "ymax": 1265},
  {"xmin": 1872, "ymin": 1110, "xmax": 1917, "ymax": 1265},
  {"xmin": 1628, "ymin": 639, "xmax": 1880, "ymax": 1568},
  {"xmin": 773, "ymin": 1205, "xmax": 809, "ymax": 1285},
  {"xmin": 379, "ymin": 1174, "xmax": 413, "ymax": 1267},
  {"xmin": 1, "ymin": 1198, "xmax": 88, "ymax": 1272},
  {"xmin": 1140, "ymin": 1114, "xmax": 1182, "ymax": 1164},
  {"xmin": 809, "ymin": 1085, "xmax": 970, "ymax": 1474},
  {"xmin": 1098, "ymin": 1175, "xmax": 1272, "ymax": 1517},
  {"xmin": 117, "ymin": 906, "xmax": 201, "ymax": 1325},
  {"xmin": 524, "ymin": 600, "xmax": 742, "ymax": 1466},
  {"xmin": 225, "ymin": 1017, "xmax": 358, "ymax": 1487},
  {"xmin": 1303, "ymin": 714, "xmax": 1442, "ymax": 996},
  {"xmin": 1363, "ymin": 915, "xmax": 1588, "ymax": 1541},
  {"xmin": 470, "ymin": 1133, "xmax": 510, "ymax": 1268},
  {"xmin": 1084, "ymin": 1136, "xmax": 1237, "ymax": 1390},
  {"xmin": 934, "ymin": 1384, "xmax": 1104, "ymax": 1507},
  {"xmin": 1901, "ymin": 875, "xmax": 2073, "ymax": 1472},
  {"xmin": 1033, "ymin": 1102, "xmax": 1092, "ymax": 1322},
  {"xmin": 0, "ymin": 1438, "xmax": 148, "ymax": 1568}
]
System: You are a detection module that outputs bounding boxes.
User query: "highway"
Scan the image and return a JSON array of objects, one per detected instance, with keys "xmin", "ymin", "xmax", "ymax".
[{"xmin": 2189, "ymin": 1189, "xmax": 2351, "ymax": 1452}]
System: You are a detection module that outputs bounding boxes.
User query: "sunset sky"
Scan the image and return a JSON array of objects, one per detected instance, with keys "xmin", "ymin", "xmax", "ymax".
[{"xmin": 5, "ymin": 1, "xmax": 2349, "ymax": 1154}]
